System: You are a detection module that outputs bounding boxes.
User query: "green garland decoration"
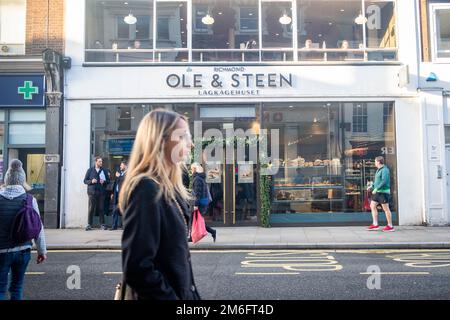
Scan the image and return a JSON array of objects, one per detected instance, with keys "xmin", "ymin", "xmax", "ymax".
[{"xmin": 259, "ymin": 172, "xmax": 271, "ymax": 228}]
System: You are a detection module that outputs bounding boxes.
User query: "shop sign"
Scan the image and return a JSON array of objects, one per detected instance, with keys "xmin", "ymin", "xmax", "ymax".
[
  {"xmin": 165, "ymin": 67, "xmax": 294, "ymax": 97},
  {"xmin": 206, "ymin": 163, "xmax": 221, "ymax": 183},
  {"xmin": 108, "ymin": 138, "xmax": 134, "ymax": 155},
  {"xmin": 44, "ymin": 154, "xmax": 60, "ymax": 163},
  {"xmin": 238, "ymin": 163, "xmax": 254, "ymax": 184},
  {"xmin": 381, "ymin": 147, "xmax": 395, "ymax": 155},
  {"xmin": 0, "ymin": 75, "xmax": 45, "ymax": 107}
]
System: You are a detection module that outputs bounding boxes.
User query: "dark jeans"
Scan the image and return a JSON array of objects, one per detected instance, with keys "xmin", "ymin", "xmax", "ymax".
[
  {"xmin": 0, "ymin": 249, "xmax": 31, "ymax": 300},
  {"xmin": 88, "ymin": 194, "xmax": 105, "ymax": 226},
  {"xmin": 111, "ymin": 207, "xmax": 122, "ymax": 229}
]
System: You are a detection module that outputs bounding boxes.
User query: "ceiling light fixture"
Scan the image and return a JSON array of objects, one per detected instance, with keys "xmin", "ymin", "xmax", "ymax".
[
  {"xmin": 202, "ymin": 13, "xmax": 214, "ymax": 25},
  {"xmin": 354, "ymin": 12, "xmax": 368, "ymax": 25},
  {"xmin": 279, "ymin": 13, "xmax": 292, "ymax": 25},
  {"xmin": 124, "ymin": 13, "xmax": 137, "ymax": 24}
]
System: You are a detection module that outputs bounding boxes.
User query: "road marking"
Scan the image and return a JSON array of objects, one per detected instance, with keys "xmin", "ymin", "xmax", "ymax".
[
  {"xmin": 240, "ymin": 251, "xmax": 343, "ymax": 272},
  {"xmin": 359, "ymin": 272, "xmax": 430, "ymax": 275},
  {"xmin": 43, "ymin": 249, "xmax": 450, "ymax": 255},
  {"xmin": 47, "ymin": 250, "xmax": 121, "ymax": 253},
  {"xmin": 103, "ymin": 272, "xmax": 122, "ymax": 275},
  {"xmin": 25, "ymin": 272, "xmax": 46, "ymax": 275},
  {"xmin": 387, "ymin": 252, "xmax": 450, "ymax": 268},
  {"xmin": 235, "ymin": 272, "xmax": 300, "ymax": 275}
]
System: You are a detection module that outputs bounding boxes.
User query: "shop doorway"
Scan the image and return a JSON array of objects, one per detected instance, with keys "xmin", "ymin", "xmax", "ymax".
[
  {"xmin": 199, "ymin": 105, "xmax": 259, "ymax": 227},
  {"xmin": 8, "ymin": 148, "xmax": 46, "ymax": 215}
]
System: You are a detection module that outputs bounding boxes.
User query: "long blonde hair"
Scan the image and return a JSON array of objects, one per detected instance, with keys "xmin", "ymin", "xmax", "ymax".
[{"xmin": 119, "ymin": 109, "xmax": 191, "ymax": 212}]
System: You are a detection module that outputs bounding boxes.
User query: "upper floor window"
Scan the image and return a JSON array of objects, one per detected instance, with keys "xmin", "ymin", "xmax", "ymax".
[
  {"xmin": 383, "ymin": 102, "xmax": 394, "ymax": 133},
  {"xmin": 0, "ymin": 0, "xmax": 26, "ymax": 56},
  {"xmin": 85, "ymin": 0, "xmax": 398, "ymax": 64},
  {"xmin": 353, "ymin": 103, "xmax": 368, "ymax": 133},
  {"xmin": 240, "ymin": 7, "xmax": 258, "ymax": 31},
  {"xmin": 431, "ymin": 4, "xmax": 450, "ymax": 61}
]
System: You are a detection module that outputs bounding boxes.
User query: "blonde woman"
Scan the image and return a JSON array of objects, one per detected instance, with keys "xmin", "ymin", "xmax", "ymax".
[{"xmin": 119, "ymin": 109, "xmax": 200, "ymax": 300}]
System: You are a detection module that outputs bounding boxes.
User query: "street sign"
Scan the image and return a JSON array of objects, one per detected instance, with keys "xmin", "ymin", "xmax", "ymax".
[
  {"xmin": 0, "ymin": 75, "xmax": 45, "ymax": 107},
  {"xmin": 44, "ymin": 154, "xmax": 60, "ymax": 163}
]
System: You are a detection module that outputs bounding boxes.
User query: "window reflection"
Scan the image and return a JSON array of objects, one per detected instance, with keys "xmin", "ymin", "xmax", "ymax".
[
  {"xmin": 365, "ymin": 1, "xmax": 396, "ymax": 61},
  {"xmin": 155, "ymin": 1, "xmax": 188, "ymax": 62},
  {"xmin": 297, "ymin": 0, "xmax": 364, "ymax": 61},
  {"xmin": 262, "ymin": 1, "xmax": 292, "ymax": 48},
  {"xmin": 264, "ymin": 102, "xmax": 397, "ymax": 222},
  {"xmin": 92, "ymin": 104, "xmax": 195, "ymax": 177},
  {"xmin": 435, "ymin": 8, "xmax": 450, "ymax": 59},
  {"xmin": 84, "ymin": 0, "xmax": 398, "ymax": 63},
  {"xmin": 86, "ymin": 0, "xmax": 153, "ymax": 62},
  {"xmin": 192, "ymin": 0, "xmax": 259, "ymax": 62}
]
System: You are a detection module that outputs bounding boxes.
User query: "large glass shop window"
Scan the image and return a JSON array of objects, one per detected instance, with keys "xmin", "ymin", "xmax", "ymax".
[
  {"xmin": 85, "ymin": 0, "xmax": 397, "ymax": 63},
  {"xmin": 91, "ymin": 104, "xmax": 194, "ymax": 173},
  {"xmin": 263, "ymin": 102, "xmax": 397, "ymax": 223},
  {"xmin": 192, "ymin": 0, "xmax": 260, "ymax": 62},
  {"xmin": 85, "ymin": 0, "xmax": 154, "ymax": 62}
]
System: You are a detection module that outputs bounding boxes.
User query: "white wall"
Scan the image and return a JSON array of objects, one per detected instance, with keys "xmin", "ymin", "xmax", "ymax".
[
  {"xmin": 420, "ymin": 92, "xmax": 448, "ymax": 225},
  {"xmin": 417, "ymin": 2, "xmax": 450, "ymax": 225},
  {"xmin": 63, "ymin": 100, "xmax": 91, "ymax": 228},
  {"xmin": 63, "ymin": 0, "xmax": 426, "ymax": 227},
  {"xmin": 395, "ymin": 98, "xmax": 425, "ymax": 225}
]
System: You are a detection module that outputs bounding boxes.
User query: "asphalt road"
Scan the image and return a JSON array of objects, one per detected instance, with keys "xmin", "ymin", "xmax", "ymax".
[{"xmin": 20, "ymin": 249, "xmax": 450, "ymax": 300}]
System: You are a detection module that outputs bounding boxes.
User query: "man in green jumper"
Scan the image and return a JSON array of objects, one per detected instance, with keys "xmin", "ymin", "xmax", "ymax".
[{"xmin": 367, "ymin": 156, "xmax": 394, "ymax": 232}]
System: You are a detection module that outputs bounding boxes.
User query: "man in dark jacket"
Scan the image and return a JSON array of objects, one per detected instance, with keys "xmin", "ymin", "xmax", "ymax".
[
  {"xmin": 110, "ymin": 161, "xmax": 127, "ymax": 230},
  {"xmin": 83, "ymin": 156, "xmax": 110, "ymax": 231}
]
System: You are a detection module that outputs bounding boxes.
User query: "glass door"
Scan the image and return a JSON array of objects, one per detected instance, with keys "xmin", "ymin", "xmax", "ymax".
[
  {"xmin": 198, "ymin": 105, "xmax": 259, "ymax": 226},
  {"xmin": 8, "ymin": 148, "xmax": 46, "ymax": 215}
]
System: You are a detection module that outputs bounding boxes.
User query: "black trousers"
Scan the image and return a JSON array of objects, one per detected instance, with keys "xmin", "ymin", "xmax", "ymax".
[
  {"xmin": 88, "ymin": 194, "xmax": 105, "ymax": 226},
  {"xmin": 198, "ymin": 205, "xmax": 215, "ymax": 236}
]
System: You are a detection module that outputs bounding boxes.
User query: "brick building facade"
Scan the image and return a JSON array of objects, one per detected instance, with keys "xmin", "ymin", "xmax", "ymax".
[{"xmin": 0, "ymin": 0, "xmax": 66, "ymax": 228}]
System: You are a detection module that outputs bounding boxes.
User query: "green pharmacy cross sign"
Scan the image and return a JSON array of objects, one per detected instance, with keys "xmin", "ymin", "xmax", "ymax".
[{"xmin": 18, "ymin": 81, "xmax": 39, "ymax": 100}]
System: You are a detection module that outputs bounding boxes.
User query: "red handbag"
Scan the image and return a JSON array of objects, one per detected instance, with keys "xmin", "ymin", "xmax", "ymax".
[
  {"xmin": 363, "ymin": 190, "xmax": 371, "ymax": 211},
  {"xmin": 191, "ymin": 209, "xmax": 207, "ymax": 244}
]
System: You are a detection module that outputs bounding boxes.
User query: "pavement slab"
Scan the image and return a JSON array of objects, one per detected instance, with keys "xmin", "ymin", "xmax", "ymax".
[{"xmin": 40, "ymin": 226, "xmax": 450, "ymax": 250}]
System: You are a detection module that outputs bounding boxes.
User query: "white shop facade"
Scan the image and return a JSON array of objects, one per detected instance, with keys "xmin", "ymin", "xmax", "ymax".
[{"xmin": 61, "ymin": 0, "xmax": 429, "ymax": 228}]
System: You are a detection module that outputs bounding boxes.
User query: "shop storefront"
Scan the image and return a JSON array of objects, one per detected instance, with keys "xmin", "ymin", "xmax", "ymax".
[
  {"xmin": 63, "ymin": 0, "xmax": 424, "ymax": 228},
  {"xmin": 0, "ymin": 74, "xmax": 47, "ymax": 214},
  {"xmin": 89, "ymin": 101, "xmax": 397, "ymax": 227}
]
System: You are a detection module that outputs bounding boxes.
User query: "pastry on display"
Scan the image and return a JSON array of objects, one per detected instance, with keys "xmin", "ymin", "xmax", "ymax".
[{"xmin": 314, "ymin": 159, "xmax": 323, "ymax": 166}]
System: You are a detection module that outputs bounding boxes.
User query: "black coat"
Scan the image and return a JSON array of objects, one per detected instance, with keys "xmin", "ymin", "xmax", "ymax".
[
  {"xmin": 83, "ymin": 167, "xmax": 110, "ymax": 196},
  {"xmin": 113, "ymin": 171, "xmax": 126, "ymax": 205},
  {"xmin": 121, "ymin": 178, "xmax": 200, "ymax": 300},
  {"xmin": 192, "ymin": 172, "xmax": 208, "ymax": 207}
]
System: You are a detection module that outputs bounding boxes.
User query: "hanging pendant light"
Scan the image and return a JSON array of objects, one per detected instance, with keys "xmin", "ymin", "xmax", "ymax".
[
  {"xmin": 279, "ymin": 13, "xmax": 292, "ymax": 25},
  {"xmin": 202, "ymin": 13, "xmax": 214, "ymax": 25},
  {"xmin": 124, "ymin": 13, "xmax": 137, "ymax": 25},
  {"xmin": 354, "ymin": 12, "xmax": 367, "ymax": 25}
]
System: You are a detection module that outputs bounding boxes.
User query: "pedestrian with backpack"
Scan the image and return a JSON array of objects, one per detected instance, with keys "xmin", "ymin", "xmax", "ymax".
[{"xmin": 0, "ymin": 159, "xmax": 47, "ymax": 300}]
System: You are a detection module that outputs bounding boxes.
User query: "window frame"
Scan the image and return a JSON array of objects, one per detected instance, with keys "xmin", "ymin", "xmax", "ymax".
[
  {"xmin": 0, "ymin": 0, "xmax": 26, "ymax": 56},
  {"xmin": 239, "ymin": 6, "xmax": 259, "ymax": 32},
  {"xmin": 84, "ymin": 0, "xmax": 399, "ymax": 64},
  {"xmin": 352, "ymin": 103, "xmax": 368, "ymax": 133},
  {"xmin": 430, "ymin": 3, "xmax": 450, "ymax": 63}
]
